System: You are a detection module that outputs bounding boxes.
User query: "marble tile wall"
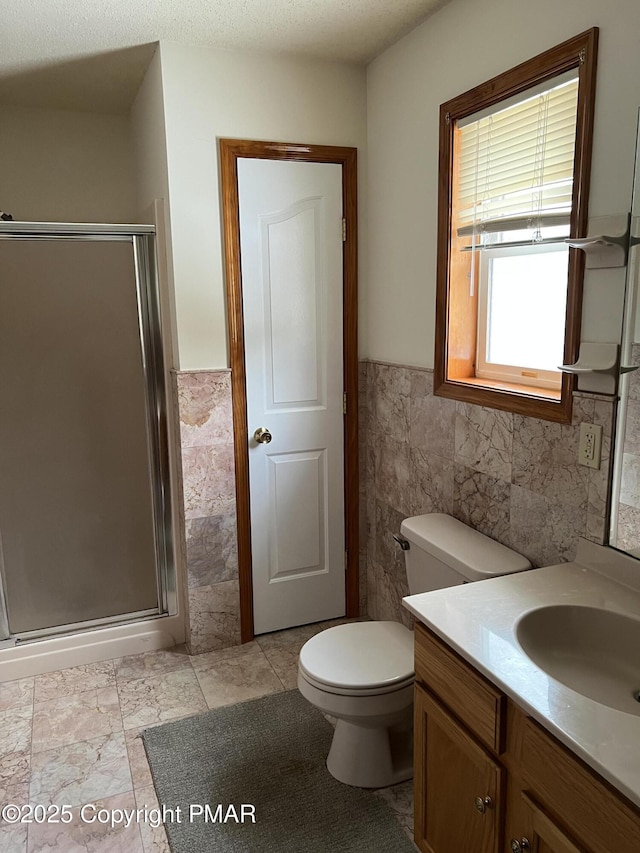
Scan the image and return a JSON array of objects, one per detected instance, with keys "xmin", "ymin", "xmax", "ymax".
[
  {"xmin": 615, "ymin": 343, "xmax": 640, "ymax": 551},
  {"xmin": 175, "ymin": 361, "xmax": 616, "ymax": 644},
  {"xmin": 176, "ymin": 371, "xmax": 241, "ymax": 654},
  {"xmin": 358, "ymin": 361, "xmax": 369, "ymax": 617},
  {"xmin": 176, "ymin": 367, "xmax": 370, "ymax": 657},
  {"xmin": 360, "ymin": 360, "xmax": 617, "ymax": 625}
]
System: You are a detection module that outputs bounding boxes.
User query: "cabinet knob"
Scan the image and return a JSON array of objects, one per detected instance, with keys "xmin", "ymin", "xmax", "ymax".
[
  {"xmin": 510, "ymin": 839, "xmax": 531, "ymax": 853},
  {"xmin": 474, "ymin": 795, "xmax": 493, "ymax": 814}
]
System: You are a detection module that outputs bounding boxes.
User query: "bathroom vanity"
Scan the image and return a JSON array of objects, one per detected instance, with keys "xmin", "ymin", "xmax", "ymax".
[{"xmin": 404, "ymin": 540, "xmax": 640, "ymax": 853}]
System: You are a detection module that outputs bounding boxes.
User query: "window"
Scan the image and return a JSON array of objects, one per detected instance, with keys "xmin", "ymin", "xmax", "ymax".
[
  {"xmin": 477, "ymin": 242, "xmax": 569, "ymax": 390},
  {"xmin": 434, "ymin": 30, "xmax": 598, "ymax": 422}
]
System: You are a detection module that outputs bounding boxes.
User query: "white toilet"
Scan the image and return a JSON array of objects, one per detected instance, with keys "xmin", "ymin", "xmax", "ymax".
[{"xmin": 297, "ymin": 513, "xmax": 531, "ymax": 788}]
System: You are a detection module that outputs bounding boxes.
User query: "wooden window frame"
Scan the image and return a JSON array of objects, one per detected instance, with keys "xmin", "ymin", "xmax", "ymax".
[{"xmin": 434, "ymin": 28, "xmax": 598, "ymax": 424}]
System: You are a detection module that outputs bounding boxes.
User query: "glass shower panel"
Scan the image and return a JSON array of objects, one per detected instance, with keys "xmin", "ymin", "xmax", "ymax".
[{"xmin": 0, "ymin": 238, "xmax": 160, "ymax": 633}]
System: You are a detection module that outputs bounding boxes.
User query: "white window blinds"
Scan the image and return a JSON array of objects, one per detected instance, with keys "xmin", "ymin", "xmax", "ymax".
[{"xmin": 455, "ymin": 75, "xmax": 579, "ymax": 237}]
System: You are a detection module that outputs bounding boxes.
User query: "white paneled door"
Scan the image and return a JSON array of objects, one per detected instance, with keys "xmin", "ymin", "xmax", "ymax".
[{"xmin": 238, "ymin": 158, "xmax": 345, "ymax": 635}]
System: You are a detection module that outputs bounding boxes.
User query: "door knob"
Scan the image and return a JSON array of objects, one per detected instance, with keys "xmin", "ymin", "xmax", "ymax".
[
  {"xmin": 510, "ymin": 839, "xmax": 531, "ymax": 853},
  {"xmin": 253, "ymin": 427, "xmax": 272, "ymax": 444}
]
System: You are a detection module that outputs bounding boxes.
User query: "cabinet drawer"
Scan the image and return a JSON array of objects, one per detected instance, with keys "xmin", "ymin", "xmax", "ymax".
[
  {"xmin": 521, "ymin": 718, "xmax": 640, "ymax": 853},
  {"xmin": 414, "ymin": 623, "xmax": 504, "ymax": 752}
]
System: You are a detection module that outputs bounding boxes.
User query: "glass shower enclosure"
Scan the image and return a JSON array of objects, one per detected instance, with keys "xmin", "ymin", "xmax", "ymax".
[{"xmin": 0, "ymin": 223, "xmax": 175, "ymax": 643}]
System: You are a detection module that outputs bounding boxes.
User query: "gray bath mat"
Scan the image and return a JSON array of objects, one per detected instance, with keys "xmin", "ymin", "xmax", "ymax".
[{"xmin": 142, "ymin": 689, "xmax": 416, "ymax": 853}]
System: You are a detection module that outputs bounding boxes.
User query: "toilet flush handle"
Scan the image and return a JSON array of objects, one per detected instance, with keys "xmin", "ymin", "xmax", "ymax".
[{"xmin": 393, "ymin": 534, "xmax": 410, "ymax": 551}]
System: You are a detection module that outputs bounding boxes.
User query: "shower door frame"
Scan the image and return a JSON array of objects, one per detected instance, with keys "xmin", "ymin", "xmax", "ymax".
[{"xmin": 0, "ymin": 222, "xmax": 176, "ymax": 644}]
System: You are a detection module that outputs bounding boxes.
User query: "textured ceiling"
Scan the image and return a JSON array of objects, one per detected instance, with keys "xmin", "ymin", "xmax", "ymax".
[{"xmin": 0, "ymin": 0, "xmax": 445, "ymax": 113}]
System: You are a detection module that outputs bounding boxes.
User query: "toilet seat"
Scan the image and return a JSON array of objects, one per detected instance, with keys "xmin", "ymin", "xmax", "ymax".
[
  {"xmin": 299, "ymin": 669, "xmax": 414, "ymax": 697},
  {"xmin": 298, "ymin": 621, "xmax": 414, "ymax": 695}
]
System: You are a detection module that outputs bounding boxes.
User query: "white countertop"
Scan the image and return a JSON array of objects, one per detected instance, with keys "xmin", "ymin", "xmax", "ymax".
[{"xmin": 403, "ymin": 539, "xmax": 640, "ymax": 809}]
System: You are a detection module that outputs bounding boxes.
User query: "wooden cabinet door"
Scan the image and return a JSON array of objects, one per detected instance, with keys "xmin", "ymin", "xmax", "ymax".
[
  {"xmin": 414, "ymin": 684, "xmax": 504, "ymax": 853},
  {"xmin": 509, "ymin": 794, "xmax": 586, "ymax": 853},
  {"xmin": 520, "ymin": 718, "xmax": 640, "ymax": 853}
]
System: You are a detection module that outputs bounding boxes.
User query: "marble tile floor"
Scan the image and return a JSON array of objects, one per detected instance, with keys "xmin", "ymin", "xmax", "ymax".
[{"xmin": 0, "ymin": 619, "xmax": 415, "ymax": 852}]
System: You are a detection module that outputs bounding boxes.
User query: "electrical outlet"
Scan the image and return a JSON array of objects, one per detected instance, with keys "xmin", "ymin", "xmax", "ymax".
[{"xmin": 578, "ymin": 423, "xmax": 602, "ymax": 469}]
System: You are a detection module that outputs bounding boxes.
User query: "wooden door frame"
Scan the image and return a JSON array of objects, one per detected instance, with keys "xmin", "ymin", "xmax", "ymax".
[{"xmin": 219, "ymin": 138, "xmax": 359, "ymax": 643}]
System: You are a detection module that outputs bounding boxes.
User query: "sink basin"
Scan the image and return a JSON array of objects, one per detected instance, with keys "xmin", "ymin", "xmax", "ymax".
[{"xmin": 516, "ymin": 604, "xmax": 640, "ymax": 715}]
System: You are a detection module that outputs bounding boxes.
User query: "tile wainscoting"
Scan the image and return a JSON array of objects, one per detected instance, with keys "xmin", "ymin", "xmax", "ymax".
[
  {"xmin": 174, "ymin": 361, "xmax": 609, "ymax": 649},
  {"xmin": 616, "ymin": 343, "xmax": 640, "ymax": 551},
  {"xmin": 176, "ymin": 370, "xmax": 240, "ymax": 654},
  {"xmin": 359, "ymin": 360, "xmax": 617, "ymax": 626},
  {"xmin": 176, "ymin": 367, "xmax": 370, "ymax": 654}
]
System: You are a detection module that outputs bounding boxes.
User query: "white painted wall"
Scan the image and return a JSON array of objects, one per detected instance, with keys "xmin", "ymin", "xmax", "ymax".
[
  {"xmin": 130, "ymin": 48, "xmax": 180, "ymax": 369},
  {"xmin": 130, "ymin": 49, "xmax": 170, "ymax": 218},
  {"xmin": 0, "ymin": 104, "xmax": 136, "ymax": 223},
  {"xmin": 159, "ymin": 43, "xmax": 367, "ymax": 370},
  {"xmin": 366, "ymin": 0, "xmax": 640, "ymax": 367}
]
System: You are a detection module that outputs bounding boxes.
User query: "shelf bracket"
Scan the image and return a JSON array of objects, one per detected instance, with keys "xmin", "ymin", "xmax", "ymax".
[
  {"xmin": 559, "ymin": 342, "xmax": 620, "ymax": 394},
  {"xmin": 565, "ymin": 213, "xmax": 630, "ymax": 268}
]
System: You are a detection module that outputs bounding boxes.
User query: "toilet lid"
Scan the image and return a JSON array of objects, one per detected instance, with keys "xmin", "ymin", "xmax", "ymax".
[{"xmin": 298, "ymin": 621, "xmax": 414, "ymax": 691}]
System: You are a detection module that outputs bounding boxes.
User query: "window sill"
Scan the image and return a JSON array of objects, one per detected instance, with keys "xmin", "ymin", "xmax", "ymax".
[
  {"xmin": 459, "ymin": 376, "xmax": 561, "ymax": 401},
  {"xmin": 434, "ymin": 376, "xmax": 571, "ymax": 423}
]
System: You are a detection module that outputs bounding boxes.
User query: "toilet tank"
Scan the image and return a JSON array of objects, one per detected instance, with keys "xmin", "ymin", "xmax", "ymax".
[{"xmin": 400, "ymin": 513, "xmax": 531, "ymax": 594}]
